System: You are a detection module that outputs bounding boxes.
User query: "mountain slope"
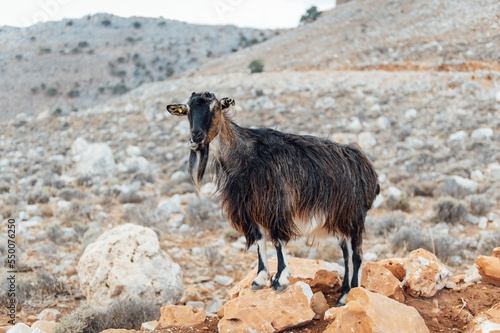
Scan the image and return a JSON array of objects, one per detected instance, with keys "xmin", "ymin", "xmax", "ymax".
[
  {"xmin": 191, "ymin": 0, "xmax": 500, "ymax": 75},
  {"xmin": 0, "ymin": 13, "xmax": 275, "ymax": 117}
]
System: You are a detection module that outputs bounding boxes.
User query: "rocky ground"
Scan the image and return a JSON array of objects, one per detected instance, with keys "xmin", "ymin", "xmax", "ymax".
[{"xmin": 0, "ymin": 0, "xmax": 500, "ymax": 332}]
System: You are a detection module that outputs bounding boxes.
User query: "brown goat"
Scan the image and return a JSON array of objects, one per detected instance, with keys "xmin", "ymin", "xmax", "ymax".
[{"xmin": 167, "ymin": 92, "xmax": 379, "ymax": 305}]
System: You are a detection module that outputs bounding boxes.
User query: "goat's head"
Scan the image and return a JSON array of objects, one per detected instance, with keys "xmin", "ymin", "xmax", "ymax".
[
  {"xmin": 167, "ymin": 92, "xmax": 235, "ymax": 188},
  {"xmin": 167, "ymin": 92, "xmax": 235, "ymax": 152}
]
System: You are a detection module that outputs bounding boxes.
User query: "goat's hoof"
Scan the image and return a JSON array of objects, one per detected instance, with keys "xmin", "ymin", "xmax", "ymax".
[
  {"xmin": 271, "ymin": 278, "xmax": 288, "ymax": 293},
  {"xmin": 251, "ymin": 281, "xmax": 265, "ymax": 291},
  {"xmin": 336, "ymin": 293, "xmax": 348, "ymax": 307}
]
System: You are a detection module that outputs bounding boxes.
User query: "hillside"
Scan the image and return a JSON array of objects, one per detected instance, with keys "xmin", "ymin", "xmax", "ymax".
[
  {"xmin": 0, "ymin": 13, "xmax": 275, "ymax": 118},
  {"xmin": 191, "ymin": 0, "xmax": 500, "ymax": 75}
]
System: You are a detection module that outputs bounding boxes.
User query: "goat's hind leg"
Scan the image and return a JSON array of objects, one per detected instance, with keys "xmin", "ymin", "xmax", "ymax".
[
  {"xmin": 271, "ymin": 240, "xmax": 291, "ymax": 293},
  {"xmin": 336, "ymin": 231, "xmax": 362, "ymax": 306},
  {"xmin": 251, "ymin": 229, "xmax": 270, "ymax": 290}
]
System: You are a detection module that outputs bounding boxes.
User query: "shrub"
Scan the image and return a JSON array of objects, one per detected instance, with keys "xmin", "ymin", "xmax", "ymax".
[
  {"xmin": 184, "ymin": 198, "xmax": 223, "ymax": 230},
  {"xmin": 55, "ymin": 300, "xmax": 160, "ymax": 333},
  {"xmin": 45, "ymin": 87, "xmax": 58, "ymax": 97},
  {"xmin": 58, "ymin": 188, "xmax": 86, "ymax": 201},
  {"xmin": 68, "ymin": 90, "xmax": 80, "ymax": 98},
  {"xmin": 477, "ymin": 227, "xmax": 500, "ymax": 255},
  {"xmin": 101, "ymin": 19, "xmax": 111, "ymax": 26},
  {"xmin": 40, "ymin": 47, "xmax": 51, "ymax": 54},
  {"xmin": 66, "ymin": 20, "xmax": 73, "ymax": 26},
  {"xmin": 122, "ymin": 200, "xmax": 158, "ymax": 228},
  {"xmin": 118, "ymin": 190, "xmax": 143, "ymax": 204},
  {"xmin": 111, "ymin": 84, "xmax": 129, "ymax": 95},
  {"xmin": 78, "ymin": 41, "xmax": 89, "ymax": 48},
  {"xmin": 133, "ymin": 21, "xmax": 142, "ymax": 29},
  {"xmin": 300, "ymin": 6, "xmax": 322, "ymax": 25},
  {"xmin": 248, "ymin": 59, "xmax": 264, "ymax": 73},
  {"xmin": 28, "ymin": 187, "xmax": 52, "ymax": 204},
  {"xmin": 366, "ymin": 215, "xmax": 405, "ymax": 237},
  {"xmin": 434, "ymin": 197, "xmax": 467, "ymax": 223},
  {"xmin": 467, "ymin": 194, "xmax": 494, "ymax": 216},
  {"xmin": 31, "ymin": 87, "xmax": 39, "ymax": 94},
  {"xmin": 15, "ymin": 54, "xmax": 23, "ymax": 60},
  {"xmin": 0, "ymin": 180, "xmax": 10, "ymax": 193}
]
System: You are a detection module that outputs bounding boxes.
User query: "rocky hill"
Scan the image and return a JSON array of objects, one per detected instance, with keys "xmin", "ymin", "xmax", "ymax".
[
  {"xmin": 190, "ymin": 0, "xmax": 500, "ymax": 75},
  {"xmin": 0, "ymin": 13, "xmax": 275, "ymax": 118},
  {"xmin": 0, "ymin": 0, "xmax": 499, "ymax": 332}
]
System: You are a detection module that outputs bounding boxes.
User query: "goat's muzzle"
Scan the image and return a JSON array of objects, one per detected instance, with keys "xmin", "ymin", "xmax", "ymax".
[{"xmin": 189, "ymin": 140, "xmax": 204, "ymax": 151}]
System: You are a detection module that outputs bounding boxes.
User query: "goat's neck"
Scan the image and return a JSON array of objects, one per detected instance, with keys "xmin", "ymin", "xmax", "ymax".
[{"xmin": 211, "ymin": 114, "xmax": 248, "ymax": 166}]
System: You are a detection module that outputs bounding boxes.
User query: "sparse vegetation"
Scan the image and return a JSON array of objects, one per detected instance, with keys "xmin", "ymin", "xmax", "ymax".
[
  {"xmin": 45, "ymin": 87, "xmax": 58, "ymax": 97},
  {"xmin": 40, "ymin": 47, "xmax": 51, "ymax": 54},
  {"xmin": 300, "ymin": 6, "xmax": 322, "ymax": 25},
  {"xmin": 248, "ymin": 59, "xmax": 264, "ymax": 73},
  {"xmin": 78, "ymin": 41, "xmax": 89, "ymax": 48},
  {"xmin": 184, "ymin": 198, "xmax": 223, "ymax": 230},
  {"xmin": 101, "ymin": 19, "xmax": 111, "ymax": 26},
  {"xmin": 434, "ymin": 197, "xmax": 468, "ymax": 223},
  {"xmin": 68, "ymin": 90, "xmax": 80, "ymax": 98},
  {"xmin": 55, "ymin": 300, "xmax": 160, "ymax": 333},
  {"xmin": 15, "ymin": 54, "xmax": 23, "ymax": 60},
  {"xmin": 467, "ymin": 194, "xmax": 494, "ymax": 216},
  {"xmin": 28, "ymin": 187, "xmax": 53, "ymax": 204},
  {"xmin": 119, "ymin": 190, "xmax": 143, "ymax": 204},
  {"xmin": 111, "ymin": 84, "xmax": 129, "ymax": 95},
  {"xmin": 133, "ymin": 21, "xmax": 142, "ymax": 29}
]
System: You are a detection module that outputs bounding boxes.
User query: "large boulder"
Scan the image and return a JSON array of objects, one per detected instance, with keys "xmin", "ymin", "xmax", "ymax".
[
  {"xmin": 219, "ymin": 282, "xmax": 315, "ymax": 333},
  {"xmin": 361, "ymin": 262, "xmax": 404, "ymax": 302},
  {"xmin": 228, "ymin": 257, "xmax": 343, "ymax": 299},
  {"xmin": 465, "ymin": 303, "xmax": 500, "ymax": 333},
  {"xmin": 402, "ymin": 248, "xmax": 451, "ymax": 297},
  {"xmin": 377, "ymin": 258, "xmax": 407, "ymax": 281},
  {"xmin": 324, "ymin": 288, "xmax": 429, "ymax": 333},
  {"xmin": 77, "ymin": 224, "xmax": 183, "ymax": 307}
]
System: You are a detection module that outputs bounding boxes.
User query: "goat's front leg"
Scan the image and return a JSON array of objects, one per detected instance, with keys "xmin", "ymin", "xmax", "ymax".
[
  {"xmin": 251, "ymin": 230, "xmax": 270, "ymax": 290},
  {"xmin": 271, "ymin": 240, "xmax": 291, "ymax": 293}
]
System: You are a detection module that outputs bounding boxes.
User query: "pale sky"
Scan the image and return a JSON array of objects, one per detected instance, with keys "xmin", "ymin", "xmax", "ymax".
[{"xmin": 3, "ymin": 0, "xmax": 336, "ymax": 29}]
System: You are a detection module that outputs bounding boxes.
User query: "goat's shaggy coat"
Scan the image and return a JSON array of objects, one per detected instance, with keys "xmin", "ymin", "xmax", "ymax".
[{"xmin": 167, "ymin": 92, "xmax": 379, "ymax": 305}]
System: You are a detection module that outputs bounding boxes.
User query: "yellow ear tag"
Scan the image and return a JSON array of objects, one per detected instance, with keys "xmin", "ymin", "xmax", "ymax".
[{"xmin": 175, "ymin": 108, "xmax": 182, "ymax": 113}]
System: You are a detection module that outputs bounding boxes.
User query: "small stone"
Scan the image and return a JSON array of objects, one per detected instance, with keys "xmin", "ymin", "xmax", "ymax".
[
  {"xmin": 464, "ymin": 264, "xmax": 483, "ymax": 283},
  {"xmin": 488, "ymin": 213, "xmax": 500, "ymax": 223},
  {"xmin": 448, "ymin": 130, "xmax": 468, "ymax": 142},
  {"xmin": 205, "ymin": 298, "xmax": 223, "ymax": 314},
  {"xmin": 140, "ymin": 321, "xmax": 158, "ymax": 332},
  {"xmin": 402, "ymin": 249, "xmax": 451, "ymax": 297},
  {"xmin": 467, "ymin": 214, "xmax": 480, "ymax": 224},
  {"xmin": 214, "ymin": 275, "xmax": 234, "ymax": 286},
  {"xmin": 324, "ymin": 288, "xmax": 429, "ymax": 333},
  {"xmin": 475, "ymin": 255, "xmax": 500, "ymax": 286},
  {"xmin": 493, "ymin": 248, "xmax": 500, "ymax": 259},
  {"xmin": 361, "ymin": 262, "xmax": 404, "ymax": 302},
  {"xmin": 158, "ymin": 305, "xmax": 206, "ymax": 327},
  {"xmin": 185, "ymin": 301, "xmax": 205, "ymax": 309},
  {"xmin": 347, "ymin": 117, "xmax": 363, "ymax": 133},
  {"xmin": 471, "ymin": 128, "xmax": 494, "ymax": 140},
  {"xmin": 404, "ymin": 109, "xmax": 417, "ymax": 119},
  {"xmin": 358, "ymin": 132, "xmax": 377, "ymax": 149},
  {"xmin": 478, "ymin": 217, "xmax": 488, "ymax": 229},
  {"xmin": 5, "ymin": 323, "xmax": 35, "ymax": 333},
  {"xmin": 471, "ymin": 170, "xmax": 484, "ymax": 182},
  {"xmin": 363, "ymin": 252, "xmax": 377, "ymax": 262},
  {"xmin": 30, "ymin": 321, "xmax": 56, "ymax": 333},
  {"xmin": 100, "ymin": 330, "xmax": 136, "ymax": 333},
  {"xmin": 311, "ymin": 292, "xmax": 329, "ymax": 320}
]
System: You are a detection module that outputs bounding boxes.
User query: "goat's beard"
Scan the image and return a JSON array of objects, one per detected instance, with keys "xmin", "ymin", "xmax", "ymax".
[{"xmin": 188, "ymin": 143, "xmax": 210, "ymax": 190}]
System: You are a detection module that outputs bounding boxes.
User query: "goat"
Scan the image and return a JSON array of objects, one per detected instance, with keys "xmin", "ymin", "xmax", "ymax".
[{"xmin": 167, "ymin": 92, "xmax": 379, "ymax": 306}]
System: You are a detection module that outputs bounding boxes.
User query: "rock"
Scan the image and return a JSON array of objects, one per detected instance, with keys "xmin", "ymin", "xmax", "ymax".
[
  {"xmin": 5, "ymin": 323, "xmax": 39, "ymax": 333},
  {"xmin": 205, "ymin": 298, "xmax": 223, "ymax": 314},
  {"xmin": 361, "ymin": 262, "xmax": 404, "ymax": 302},
  {"xmin": 384, "ymin": 186, "xmax": 407, "ymax": 210},
  {"xmin": 214, "ymin": 275, "xmax": 234, "ymax": 286},
  {"xmin": 402, "ymin": 249, "xmax": 451, "ymax": 297},
  {"xmin": 464, "ymin": 263, "xmax": 483, "ymax": 283},
  {"xmin": 0, "ymin": 326, "xmax": 14, "ymax": 333},
  {"xmin": 471, "ymin": 128, "xmax": 494, "ymax": 140},
  {"xmin": 77, "ymin": 223, "xmax": 183, "ymax": 307},
  {"xmin": 488, "ymin": 213, "xmax": 500, "ymax": 223},
  {"xmin": 124, "ymin": 156, "xmax": 151, "ymax": 174},
  {"xmin": 158, "ymin": 305, "xmax": 206, "ymax": 327},
  {"xmin": 37, "ymin": 309, "xmax": 61, "ymax": 322},
  {"xmin": 140, "ymin": 321, "xmax": 158, "ymax": 332},
  {"xmin": 324, "ymin": 288, "xmax": 429, "ymax": 333},
  {"xmin": 493, "ymin": 248, "xmax": 500, "ymax": 259},
  {"xmin": 478, "ymin": 217, "xmax": 488, "ymax": 229},
  {"xmin": 185, "ymin": 301, "xmax": 205, "ymax": 309},
  {"xmin": 404, "ymin": 109, "xmax": 417, "ymax": 119},
  {"xmin": 218, "ymin": 282, "xmax": 315, "ymax": 333},
  {"xmin": 465, "ymin": 303, "xmax": 500, "ymax": 333},
  {"xmin": 475, "ymin": 255, "xmax": 500, "ymax": 286},
  {"xmin": 155, "ymin": 195, "xmax": 182, "ymax": 221},
  {"xmin": 30, "ymin": 321, "xmax": 56, "ymax": 333},
  {"xmin": 448, "ymin": 130, "xmax": 468, "ymax": 142},
  {"xmin": 347, "ymin": 117, "xmax": 363, "ymax": 133},
  {"xmin": 357, "ymin": 131, "xmax": 377, "ymax": 149},
  {"xmin": 314, "ymin": 97, "xmax": 336, "ymax": 110},
  {"xmin": 126, "ymin": 145, "xmax": 142, "ymax": 157},
  {"xmin": 100, "ymin": 330, "xmax": 136, "ymax": 333},
  {"xmin": 442, "ymin": 175, "xmax": 479, "ymax": 197},
  {"xmin": 471, "ymin": 170, "xmax": 484, "ymax": 182},
  {"xmin": 228, "ymin": 257, "xmax": 343, "ymax": 299},
  {"xmin": 375, "ymin": 116, "xmax": 391, "ymax": 130},
  {"xmin": 378, "ymin": 258, "xmax": 407, "ymax": 281},
  {"xmin": 75, "ymin": 143, "xmax": 116, "ymax": 177},
  {"xmin": 311, "ymin": 291, "xmax": 329, "ymax": 320}
]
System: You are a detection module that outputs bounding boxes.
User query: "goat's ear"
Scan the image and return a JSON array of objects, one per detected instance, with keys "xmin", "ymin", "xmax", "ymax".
[
  {"xmin": 220, "ymin": 98, "xmax": 235, "ymax": 110},
  {"xmin": 166, "ymin": 103, "xmax": 189, "ymax": 116}
]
